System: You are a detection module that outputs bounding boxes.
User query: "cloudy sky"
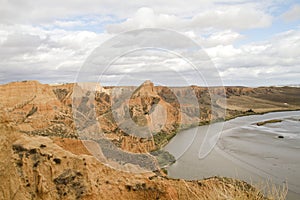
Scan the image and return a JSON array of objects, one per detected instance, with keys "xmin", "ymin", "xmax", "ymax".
[{"xmin": 0, "ymin": 0, "xmax": 300, "ymax": 86}]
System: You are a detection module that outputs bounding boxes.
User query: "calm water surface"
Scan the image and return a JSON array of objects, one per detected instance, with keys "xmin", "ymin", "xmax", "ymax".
[{"xmin": 164, "ymin": 111, "xmax": 300, "ymax": 199}]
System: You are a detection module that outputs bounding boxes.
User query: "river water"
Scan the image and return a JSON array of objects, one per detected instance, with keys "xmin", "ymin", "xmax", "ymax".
[{"xmin": 164, "ymin": 111, "xmax": 300, "ymax": 199}]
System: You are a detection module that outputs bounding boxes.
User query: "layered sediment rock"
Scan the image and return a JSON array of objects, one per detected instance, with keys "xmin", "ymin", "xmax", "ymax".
[
  {"xmin": 1, "ymin": 80, "xmax": 299, "ymax": 199},
  {"xmin": 1, "ymin": 80, "xmax": 300, "ymax": 153}
]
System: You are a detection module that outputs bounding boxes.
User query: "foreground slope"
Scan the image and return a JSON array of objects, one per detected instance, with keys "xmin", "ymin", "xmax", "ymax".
[{"xmin": 0, "ymin": 125, "xmax": 276, "ymax": 200}]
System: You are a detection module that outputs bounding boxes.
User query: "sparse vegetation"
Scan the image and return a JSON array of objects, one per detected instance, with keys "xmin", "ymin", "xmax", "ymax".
[
  {"xmin": 255, "ymin": 180, "xmax": 288, "ymax": 200},
  {"xmin": 194, "ymin": 176, "xmax": 287, "ymax": 200},
  {"xmin": 150, "ymin": 149, "xmax": 176, "ymax": 167},
  {"xmin": 53, "ymin": 158, "xmax": 61, "ymax": 164},
  {"xmin": 153, "ymin": 130, "xmax": 177, "ymax": 149},
  {"xmin": 12, "ymin": 144, "xmax": 28, "ymax": 153},
  {"xmin": 54, "ymin": 169, "xmax": 85, "ymax": 200}
]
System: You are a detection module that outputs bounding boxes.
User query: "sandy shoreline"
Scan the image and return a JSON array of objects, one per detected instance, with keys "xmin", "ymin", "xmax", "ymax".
[{"xmin": 165, "ymin": 111, "xmax": 300, "ymax": 200}]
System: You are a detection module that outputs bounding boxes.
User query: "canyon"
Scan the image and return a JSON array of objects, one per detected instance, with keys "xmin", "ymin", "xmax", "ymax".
[{"xmin": 1, "ymin": 80, "xmax": 299, "ymax": 199}]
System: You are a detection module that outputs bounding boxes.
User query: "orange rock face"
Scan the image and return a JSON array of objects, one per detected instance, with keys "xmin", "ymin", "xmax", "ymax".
[
  {"xmin": 1, "ymin": 80, "xmax": 298, "ymax": 199},
  {"xmin": 2, "ymin": 80, "xmax": 300, "ymax": 153},
  {"xmin": 0, "ymin": 81, "xmax": 62, "ymax": 129}
]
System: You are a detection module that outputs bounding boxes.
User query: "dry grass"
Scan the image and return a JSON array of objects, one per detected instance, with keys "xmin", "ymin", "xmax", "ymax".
[
  {"xmin": 219, "ymin": 96, "xmax": 291, "ymax": 112},
  {"xmin": 255, "ymin": 180, "xmax": 288, "ymax": 200},
  {"xmin": 192, "ymin": 176, "xmax": 287, "ymax": 200}
]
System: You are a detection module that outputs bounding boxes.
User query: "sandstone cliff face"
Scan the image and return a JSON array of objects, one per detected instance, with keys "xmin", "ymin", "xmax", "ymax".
[
  {"xmin": 0, "ymin": 81, "xmax": 300, "ymax": 152},
  {"xmin": 130, "ymin": 81, "xmax": 181, "ymax": 135},
  {"xmin": 2, "ymin": 81, "xmax": 300, "ymax": 154},
  {"xmin": 0, "ymin": 81, "xmax": 72, "ymax": 134}
]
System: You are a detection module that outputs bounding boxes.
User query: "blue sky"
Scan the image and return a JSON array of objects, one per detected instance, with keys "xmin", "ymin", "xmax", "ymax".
[{"xmin": 0, "ymin": 0, "xmax": 299, "ymax": 86}]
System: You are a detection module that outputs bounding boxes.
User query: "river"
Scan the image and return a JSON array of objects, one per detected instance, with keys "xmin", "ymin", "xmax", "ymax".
[{"xmin": 164, "ymin": 111, "xmax": 300, "ymax": 200}]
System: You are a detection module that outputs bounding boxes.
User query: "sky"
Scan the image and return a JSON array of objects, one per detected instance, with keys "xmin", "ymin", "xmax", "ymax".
[{"xmin": 0, "ymin": 0, "xmax": 300, "ymax": 86}]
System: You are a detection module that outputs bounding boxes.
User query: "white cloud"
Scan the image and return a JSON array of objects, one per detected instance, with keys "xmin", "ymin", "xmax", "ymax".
[
  {"xmin": 189, "ymin": 30, "xmax": 244, "ymax": 48},
  {"xmin": 282, "ymin": 4, "xmax": 300, "ymax": 22},
  {"xmin": 1, "ymin": 23, "xmax": 299, "ymax": 86},
  {"xmin": 206, "ymin": 45, "xmax": 242, "ymax": 58},
  {"xmin": 207, "ymin": 30, "xmax": 243, "ymax": 45},
  {"xmin": 107, "ymin": 5, "xmax": 272, "ymax": 33},
  {"xmin": 0, "ymin": 0, "xmax": 259, "ymax": 24},
  {"xmin": 0, "ymin": 0, "xmax": 298, "ymax": 86},
  {"xmin": 189, "ymin": 5, "xmax": 272, "ymax": 30},
  {"xmin": 0, "ymin": 24, "xmax": 111, "ymax": 83},
  {"xmin": 106, "ymin": 7, "xmax": 180, "ymax": 33},
  {"xmin": 205, "ymin": 29, "xmax": 300, "ymax": 86},
  {"xmin": 53, "ymin": 20, "xmax": 86, "ymax": 28}
]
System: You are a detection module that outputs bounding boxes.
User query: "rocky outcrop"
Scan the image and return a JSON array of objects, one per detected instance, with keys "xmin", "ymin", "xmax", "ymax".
[
  {"xmin": 0, "ymin": 125, "xmax": 268, "ymax": 200},
  {"xmin": 0, "ymin": 81, "xmax": 65, "ymax": 130}
]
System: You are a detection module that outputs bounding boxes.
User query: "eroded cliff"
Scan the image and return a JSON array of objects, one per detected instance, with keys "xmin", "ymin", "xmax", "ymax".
[{"xmin": 1, "ymin": 80, "xmax": 297, "ymax": 199}]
